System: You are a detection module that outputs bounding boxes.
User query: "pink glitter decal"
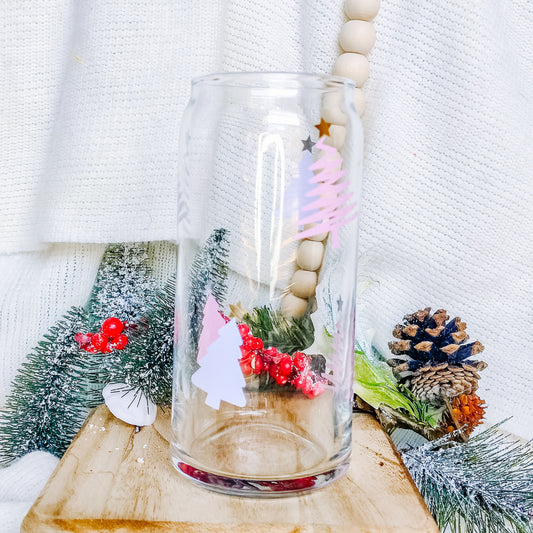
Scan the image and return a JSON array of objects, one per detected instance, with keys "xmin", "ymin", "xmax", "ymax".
[{"xmin": 294, "ymin": 137, "xmax": 357, "ymax": 248}]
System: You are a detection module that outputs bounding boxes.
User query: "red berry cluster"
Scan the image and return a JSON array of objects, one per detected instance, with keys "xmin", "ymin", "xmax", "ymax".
[
  {"xmin": 75, "ymin": 317, "xmax": 129, "ymax": 354},
  {"xmin": 237, "ymin": 324, "xmax": 326, "ymax": 399}
]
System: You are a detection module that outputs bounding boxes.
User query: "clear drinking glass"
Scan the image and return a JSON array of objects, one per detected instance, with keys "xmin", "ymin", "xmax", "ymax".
[{"xmin": 171, "ymin": 72, "xmax": 363, "ymax": 496}]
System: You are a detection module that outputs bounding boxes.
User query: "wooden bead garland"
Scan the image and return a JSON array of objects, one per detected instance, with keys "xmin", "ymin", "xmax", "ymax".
[{"xmin": 281, "ymin": 0, "xmax": 380, "ymax": 318}]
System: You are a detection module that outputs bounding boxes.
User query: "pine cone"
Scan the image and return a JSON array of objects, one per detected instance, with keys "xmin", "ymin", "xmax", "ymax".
[{"xmin": 388, "ymin": 308, "xmax": 487, "ymax": 405}]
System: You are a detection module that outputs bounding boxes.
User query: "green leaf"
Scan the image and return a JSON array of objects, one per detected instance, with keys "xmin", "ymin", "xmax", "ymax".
[{"xmin": 354, "ymin": 349, "xmax": 417, "ymax": 416}]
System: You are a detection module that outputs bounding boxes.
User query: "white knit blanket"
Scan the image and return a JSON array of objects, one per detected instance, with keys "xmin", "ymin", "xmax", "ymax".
[{"xmin": 1, "ymin": 1, "xmax": 532, "ymax": 530}]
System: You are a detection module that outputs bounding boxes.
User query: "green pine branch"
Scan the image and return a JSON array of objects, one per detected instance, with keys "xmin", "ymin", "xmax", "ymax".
[
  {"xmin": 0, "ymin": 307, "xmax": 98, "ymax": 463},
  {"xmin": 242, "ymin": 305, "xmax": 314, "ymax": 354},
  {"xmin": 401, "ymin": 422, "xmax": 533, "ymax": 533}
]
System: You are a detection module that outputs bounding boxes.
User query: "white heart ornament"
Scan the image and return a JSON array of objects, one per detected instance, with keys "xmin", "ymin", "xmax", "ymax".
[{"xmin": 102, "ymin": 383, "xmax": 157, "ymax": 426}]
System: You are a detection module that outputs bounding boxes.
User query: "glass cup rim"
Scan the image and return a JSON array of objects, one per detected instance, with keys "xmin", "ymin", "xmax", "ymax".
[{"xmin": 191, "ymin": 71, "xmax": 356, "ymax": 90}]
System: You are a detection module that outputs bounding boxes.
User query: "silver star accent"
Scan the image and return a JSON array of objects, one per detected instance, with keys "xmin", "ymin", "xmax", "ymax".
[
  {"xmin": 337, "ymin": 297, "xmax": 343, "ymax": 313},
  {"xmin": 301, "ymin": 135, "xmax": 315, "ymax": 153}
]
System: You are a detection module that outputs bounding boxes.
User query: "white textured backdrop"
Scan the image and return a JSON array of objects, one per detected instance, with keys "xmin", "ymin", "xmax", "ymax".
[{"xmin": 0, "ymin": 1, "xmax": 532, "ymax": 529}]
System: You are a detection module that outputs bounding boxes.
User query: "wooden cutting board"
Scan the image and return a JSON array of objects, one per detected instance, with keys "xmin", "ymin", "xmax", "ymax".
[{"xmin": 22, "ymin": 405, "xmax": 438, "ymax": 532}]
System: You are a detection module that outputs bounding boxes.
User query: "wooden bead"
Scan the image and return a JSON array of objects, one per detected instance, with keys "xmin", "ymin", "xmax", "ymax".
[
  {"xmin": 281, "ymin": 292, "xmax": 308, "ymax": 318},
  {"xmin": 344, "ymin": 0, "xmax": 380, "ymax": 21},
  {"xmin": 290, "ymin": 269, "xmax": 318, "ymax": 299},
  {"xmin": 333, "ymin": 53, "xmax": 369, "ymax": 87},
  {"xmin": 304, "ymin": 223, "xmax": 329, "ymax": 241},
  {"xmin": 339, "ymin": 20, "xmax": 376, "ymax": 55},
  {"xmin": 323, "ymin": 89, "xmax": 365, "ymax": 125},
  {"xmin": 322, "ymin": 91, "xmax": 346, "ymax": 126},
  {"xmin": 296, "ymin": 240, "xmax": 324, "ymax": 271},
  {"xmin": 325, "ymin": 124, "xmax": 346, "ymax": 149}
]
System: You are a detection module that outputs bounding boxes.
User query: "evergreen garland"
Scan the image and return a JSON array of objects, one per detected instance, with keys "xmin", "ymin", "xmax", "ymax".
[
  {"xmin": 0, "ymin": 308, "xmax": 97, "ymax": 464},
  {"xmin": 105, "ymin": 275, "xmax": 176, "ymax": 405},
  {"xmin": 401, "ymin": 423, "xmax": 533, "ymax": 533}
]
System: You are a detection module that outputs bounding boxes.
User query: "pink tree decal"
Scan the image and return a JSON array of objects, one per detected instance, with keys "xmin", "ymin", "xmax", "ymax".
[
  {"xmin": 191, "ymin": 318, "xmax": 246, "ymax": 410},
  {"xmin": 197, "ymin": 293, "xmax": 226, "ymax": 363},
  {"xmin": 294, "ymin": 137, "xmax": 357, "ymax": 248}
]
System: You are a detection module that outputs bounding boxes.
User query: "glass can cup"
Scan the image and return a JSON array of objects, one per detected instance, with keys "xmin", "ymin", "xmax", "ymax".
[{"xmin": 171, "ymin": 72, "xmax": 363, "ymax": 496}]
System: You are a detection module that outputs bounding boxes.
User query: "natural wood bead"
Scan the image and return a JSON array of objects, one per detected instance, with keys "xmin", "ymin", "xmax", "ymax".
[
  {"xmin": 290, "ymin": 269, "xmax": 318, "ymax": 299},
  {"xmin": 354, "ymin": 87, "xmax": 365, "ymax": 115},
  {"xmin": 322, "ymin": 91, "xmax": 346, "ymax": 126},
  {"xmin": 304, "ymin": 223, "xmax": 329, "ymax": 241},
  {"xmin": 296, "ymin": 240, "xmax": 324, "ymax": 271},
  {"xmin": 326, "ymin": 124, "xmax": 346, "ymax": 149},
  {"xmin": 339, "ymin": 20, "xmax": 376, "ymax": 55},
  {"xmin": 333, "ymin": 53, "xmax": 369, "ymax": 87},
  {"xmin": 323, "ymin": 89, "xmax": 365, "ymax": 125},
  {"xmin": 344, "ymin": 0, "xmax": 380, "ymax": 21},
  {"xmin": 281, "ymin": 292, "xmax": 308, "ymax": 318}
]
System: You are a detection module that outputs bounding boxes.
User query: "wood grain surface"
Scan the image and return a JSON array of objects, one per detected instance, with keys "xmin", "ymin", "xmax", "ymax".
[{"xmin": 22, "ymin": 405, "xmax": 438, "ymax": 532}]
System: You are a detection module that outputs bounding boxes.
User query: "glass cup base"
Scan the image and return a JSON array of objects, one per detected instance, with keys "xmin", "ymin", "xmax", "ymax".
[{"xmin": 171, "ymin": 456, "xmax": 350, "ymax": 498}]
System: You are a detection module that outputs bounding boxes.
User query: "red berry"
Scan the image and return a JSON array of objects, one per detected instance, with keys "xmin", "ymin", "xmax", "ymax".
[
  {"xmin": 269, "ymin": 365, "xmax": 279, "ymax": 379},
  {"xmin": 251, "ymin": 338, "xmax": 263, "ymax": 350},
  {"xmin": 239, "ymin": 348, "xmax": 253, "ymax": 362},
  {"xmin": 85, "ymin": 345, "xmax": 99, "ymax": 353},
  {"xmin": 301, "ymin": 377, "xmax": 314, "ymax": 395},
  {"xmin": 275, "ymin": 372, "xmax": 288, "ymax": 385},
  {"xmin": 101, "ymin": 317, "xmax": 124, "ymax": 338},
  {"xmin": 263, "ymin": 347, "xmax": 278, "ymax": 358},
  {"xmin": 251, "ymin": 354, "xmax": 263, "ymax": 374},
  {"xmin": 291, "ymin": 374, "xmax": 305, "ymax": 389},
  {"xmin": 278, "ymin": 356, "xmax": 292, "ymax": 377},
  {"xmin": 240, "ymin": 360, "xmax": 252, "ymax": 375},
  {"xmin": 307, "ymin": 383, "xmax": 325, "ymax": 398},
  {"xmin": 243, "ymin": 336, "xmax": 256, "ymax": 349},
  {"xmin": 74, "ymin": 332, "xmax": 93, "ymax": 349},
  {"xmin": 91, "ymin": 333, "xmax": 109, "ymax": 351},
  {"xmin": 112, "ymin": 334, "xmax": 129, "ymax": 350},
  {"xmin": 293, "ymin": 352, "xmax": 310, "ymax": 371},
  {"xmin": 238, "ymin": 324, "xmax": 250, "ymax": 336}
]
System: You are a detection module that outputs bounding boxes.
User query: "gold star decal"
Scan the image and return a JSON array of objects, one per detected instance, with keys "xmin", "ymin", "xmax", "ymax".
[
  {"xmin": 314, "ymin": 118, "xmax": 331, "ymax": 137},
  {"xmin": 229, "ymin": 301, "xmax": 247, "ymax": 321}
]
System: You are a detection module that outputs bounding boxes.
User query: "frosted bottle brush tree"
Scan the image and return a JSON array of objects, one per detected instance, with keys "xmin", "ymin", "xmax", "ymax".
[
  {"xmin": 0, "ymin": 308, "xmax": 96, "ymax": 463},
  {"xmin": 187, "ymin": 228, "xmax": 230, "ymax": 355},
  {"xmin": 105, "ymin": 275, "xmax": 176, "ymax": 405}
]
